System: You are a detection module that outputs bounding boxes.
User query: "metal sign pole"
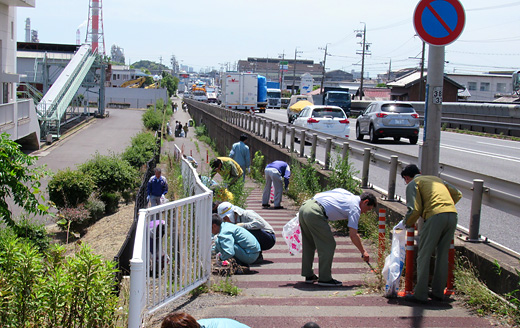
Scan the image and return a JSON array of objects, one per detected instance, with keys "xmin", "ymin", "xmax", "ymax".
[{"xmin": 419, "ymin": 45, "xmax": 444, "ymax": 176}]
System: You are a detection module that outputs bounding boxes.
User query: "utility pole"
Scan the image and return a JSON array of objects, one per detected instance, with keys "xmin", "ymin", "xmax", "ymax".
[
  {"xmin": 279, "ymin": 50, "xmax": 285, "ymax": 90},
  {"xmin": 291, "ymin": 47, "xmax": 303, "ymax": 95},
  {"xmin": 419, "ymin": 41, "xmax": 426, "ymax": 101},
  {"xmin": 319, "ymin": 44, "xmax": 329, "ymax": 98},
  {"xmin": 387, "ymin": 59, "xmax": 392, "ymax": 82},
  {"xmin": 355, "ymin": 23, "xmax": 370, "ymax": 100}
]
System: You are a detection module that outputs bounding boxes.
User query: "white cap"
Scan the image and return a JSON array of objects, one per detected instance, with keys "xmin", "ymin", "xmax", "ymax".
[{"xmin": 217, "ymin": 202, "xmax": 235, "ymax": 223}]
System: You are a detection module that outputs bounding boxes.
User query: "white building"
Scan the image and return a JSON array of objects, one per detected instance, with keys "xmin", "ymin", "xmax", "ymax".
[
  {"xmin": 447, "ymin": 73, "xmax": 513, "ymax": 102},
  {"xmin": 1, "ymin": 0, "xmax": 40, "ymax": 149}
]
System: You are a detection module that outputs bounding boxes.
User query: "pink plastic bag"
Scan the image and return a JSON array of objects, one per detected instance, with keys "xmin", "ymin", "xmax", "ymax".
[{"xmin": 282, "ymin": 214, "xmax": 302, "ymax": 255}]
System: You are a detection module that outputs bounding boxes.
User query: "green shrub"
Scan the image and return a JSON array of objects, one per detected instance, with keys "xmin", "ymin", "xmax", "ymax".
[
  {"xmin": 142, "ymin": 107, "xmax": 162, "ymax": 131},
  {"xmin": 287, "ymin": 158, "xmax": 322, "ymax": 206},
  {"xmin": 85, "ymin": 196, "xmax": 105, "ymax": 222},
  {"xmin": 122, "ymin": 131, "xmax": 157, "ymax": 169},
  {"xmin": 57, "ymin": 205, "xmax": 91, "ymax": 236},
  {"xmin": 79, "ymin": 152, "xmax": 139, "ymax": 195},
  {"xmin": 48, "ymin": 168, "xmax": 95, "ymax": 208},
  {"xmin": 13, "ymin": 218, "xmax": 50, "ymax": 252},
  {"xmin": 250, "ymin": 151, "xmax": 265, "ymax": 183},
  {"xmin": 100, "ymin": 192, "xmax": 120, "ymax": 214},
  {"xmin": 0, "ymin": 229, "xmax": 120, "ymax": 327},
  {"xmin": 326, "ymin": 148, "xmax": 361, "ymax": 194}
]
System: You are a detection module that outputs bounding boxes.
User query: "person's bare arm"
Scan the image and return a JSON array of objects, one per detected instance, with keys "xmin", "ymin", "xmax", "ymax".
[{"xmin": 349, "ymin": 227, "xmax": 369, "ymax": 263}]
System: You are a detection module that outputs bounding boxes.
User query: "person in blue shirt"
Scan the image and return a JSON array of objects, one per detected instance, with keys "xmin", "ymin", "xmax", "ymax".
[
  {"xmin": 229, "ymin": 134, "xmax": 250, "ymax": 181},
  {"xmin": 212, "ymin": 214, "xmax": 261, "ymax": 266},
  {"xmin": 147, "ymin": 167, "xmax": 168, "ymax": 207},
  {"xmin": 262, "ymin": 160, "xmax": 290, "ymax": 209},
  {"xmin": 161, "ymin": 312, "xmax": 250, "ymax": 328}
]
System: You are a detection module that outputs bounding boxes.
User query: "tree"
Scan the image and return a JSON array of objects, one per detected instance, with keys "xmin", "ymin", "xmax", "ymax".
[
  {"xmin": 0, "ymin": 133, "xmax": 50, "ymax": 227},
  {"xmin": 160, "ymin": 73, "xmax": 179, "ymax": 97}
]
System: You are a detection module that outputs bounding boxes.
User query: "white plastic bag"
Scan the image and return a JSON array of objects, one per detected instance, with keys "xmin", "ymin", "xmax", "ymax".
[
  {"xmin": 282, "ymin": 214, "xmax": 302, "ymax": 255},
  {"xmin": 382, "ymin": 220, "xmax": 406, "ymax": 298}
]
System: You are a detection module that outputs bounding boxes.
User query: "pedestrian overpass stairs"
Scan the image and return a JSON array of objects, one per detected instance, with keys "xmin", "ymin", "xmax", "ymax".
[{"xmin": 37, "ymin": 44, "xmax": 96, "ymax": 138}]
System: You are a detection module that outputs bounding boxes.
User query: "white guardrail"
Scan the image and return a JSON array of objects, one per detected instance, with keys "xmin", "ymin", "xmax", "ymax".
[
  {"xmin": 128, "ymin": 146, "xmax": 213, "ymax": 328},
  {"xmin": 190, "ymin": 100, "xmax": 520, "ymax": 218}
]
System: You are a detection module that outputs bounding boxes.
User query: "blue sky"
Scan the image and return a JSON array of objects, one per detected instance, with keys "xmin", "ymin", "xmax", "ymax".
[{"xmin": 16, "ymin": 0, "xmax": 520, "ymax": 76}]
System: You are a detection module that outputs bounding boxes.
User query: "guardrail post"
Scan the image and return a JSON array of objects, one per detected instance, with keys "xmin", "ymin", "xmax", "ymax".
[
  {"xmin": 398, "ymin": 226, "xmax": 415, "ymax": 297},
  {"xmin": 387, "ymin": 155, "xmax": 398, "ymax": 201},
  {"xmin": 362, "ymin": 148, "xmax": 371, "ymax": 188},
  {"xmin": 324, "ymin": 137, "xmax": 332, "ymax": 170},
  {"xmin": 268, "ymin": 121, "xmax": 273, "ymax": 141},
  {"xmin": 468, "ymin": 179, "xmax": 484, "ymax": 242},
  {"xmin": 281, "ymin": 125, "xmax": 287, "ymax": 148},
  {"xmin": 378, "ymin": 208, "xmax": 386, "ymax": 269},
  {"xmin": 310, "ymin": 133, "xmax": 318, "ymax": 162},
  {"xmin": 262, "ymin": 119, "xmax": 267, "ymax": 138},
  {"xmin": 290, "ymin": 127, "xmax": 295, "ymax": 153},
  {"xmin": 254, "ymin": 117, "xmax": 259, "ymax": 135},
  {"xmin": 299, "ymin": 130, "xmax": 306, "ymax": 157},
  {"xmin": 445, "ymin": 239, "xmax": 455, "ymax": 295},
  {"xmin": 342, "ymin": 142, "xmax": 349, "ymax": 160},
  {"xmin": 249, "ymin": 115, "xmax": 253, "ymax": 131},
  {"xmin": 274, "ymin": 123, "xmax": 279, "ymax": 145}
]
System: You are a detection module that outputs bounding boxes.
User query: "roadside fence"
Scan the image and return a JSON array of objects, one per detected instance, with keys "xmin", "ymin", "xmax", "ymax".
[{"xmin": 128, "ymin": 145, "xmax": 213, "ymax": 328}]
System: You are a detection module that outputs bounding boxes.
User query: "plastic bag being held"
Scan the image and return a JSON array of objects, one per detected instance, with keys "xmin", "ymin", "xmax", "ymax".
[
  {"xmin": 382, "ymin": 220, "xmax": 406, "ymax": 298},
  {"xmin": 282, "ymin": 213, "xmax": 302, "ymax": 255}
]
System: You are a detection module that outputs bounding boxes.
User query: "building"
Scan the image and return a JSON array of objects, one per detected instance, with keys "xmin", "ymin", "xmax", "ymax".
[
  {"xmin": 387, "ymin": 70, "xmax": 463, "ymax": 102},
  {"xmin": 1, "ymin": 0, "xmax": 40, "ymax": 149},
  {"xmin": 326, "ymin": 69, "xmax": 353, "ymax": 82},
  {"xmin": 446, "ymin": 72, "xmax": 513, "ymax": 102},
  {"xmin": 237, "ymin": 57, "xmax": 323, "ymax": 92}
]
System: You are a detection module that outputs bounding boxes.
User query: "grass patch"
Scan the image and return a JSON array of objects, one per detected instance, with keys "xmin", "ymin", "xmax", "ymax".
[
  {"xmin": 454, "ymin": 255, "xmax": 520, "ymax": 326},
  {"xmin": 211, "ymin": 276, "xmax": 241, "ymax": 296}
]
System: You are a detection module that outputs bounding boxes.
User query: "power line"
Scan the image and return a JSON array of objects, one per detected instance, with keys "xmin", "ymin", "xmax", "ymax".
[{"xmin": 466, "ymin": 1, "xmax": 520, "ymax": 11}]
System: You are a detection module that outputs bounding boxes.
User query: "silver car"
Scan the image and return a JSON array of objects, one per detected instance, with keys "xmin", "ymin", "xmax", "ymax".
[
  {"xmin": 293, "ymin": 105, "xmax": 350, "ymax": 138},
  {"xmin": 356, "ymin": 101, "xmax": 420, "ymax": 144}
]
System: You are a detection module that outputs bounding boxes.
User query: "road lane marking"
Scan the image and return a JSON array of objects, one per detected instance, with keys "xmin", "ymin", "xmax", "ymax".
[
  {"xmin": 441, "ymin": 144, "xmax": 520, "ymax": 163},
  {"xmin": 477, "ymin": 141, "xmax": 520, "ymax": 150}
]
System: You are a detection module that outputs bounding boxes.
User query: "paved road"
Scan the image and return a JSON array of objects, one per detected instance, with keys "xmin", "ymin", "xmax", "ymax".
[{"xmin": 15, "ymin": 108, "xmax": 145, "ymax": 224}]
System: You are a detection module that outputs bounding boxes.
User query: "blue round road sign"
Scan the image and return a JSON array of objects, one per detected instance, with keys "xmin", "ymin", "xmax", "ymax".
[{"xmin": 414, "ymin": 0, "xmax": 465, "ymax": 46}]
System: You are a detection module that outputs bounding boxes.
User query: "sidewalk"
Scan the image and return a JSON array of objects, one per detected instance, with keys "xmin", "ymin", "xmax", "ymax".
[{"xmin": 154, "ymin": 99, "xmax": 500, "ymax": 327}]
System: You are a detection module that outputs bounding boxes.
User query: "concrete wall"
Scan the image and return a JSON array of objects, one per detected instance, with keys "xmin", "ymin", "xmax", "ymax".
[{"xmin": 79, "ymin": 87, "xmax": 168, "ymax": 109}]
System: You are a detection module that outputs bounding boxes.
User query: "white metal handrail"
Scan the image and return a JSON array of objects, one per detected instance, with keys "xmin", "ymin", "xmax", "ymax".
[{"xmin": 128, "ymin": 149, "xmax": 212, "ymax": 328}]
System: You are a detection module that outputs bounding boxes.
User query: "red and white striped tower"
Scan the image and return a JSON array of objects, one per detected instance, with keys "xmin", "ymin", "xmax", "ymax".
[{"xmin": 85, "ymin": 0, "xmax": 106, "ymax": 55}]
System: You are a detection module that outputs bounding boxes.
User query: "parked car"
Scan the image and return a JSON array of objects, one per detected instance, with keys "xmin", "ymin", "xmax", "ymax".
[
  {"xmin": 292, "ymin": 105, "xmax": 350, "ymax": 138},
  {"xmin": 356, "ymin": 101, "xmax": 420, "ymax": 144}
]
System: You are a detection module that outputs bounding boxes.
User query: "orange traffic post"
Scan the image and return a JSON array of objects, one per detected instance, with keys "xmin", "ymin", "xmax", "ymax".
[
  {"xmin": 399, "ymin": 226, "xmax": 415, "ymax": 296},
  {"xmin": 445, "ymin": 239, "xmax": 455, "ymax": 295},
  {"xmin": 378, "ymin": 209, "xmax": 386, "ymax": 269},
  {"xmin": 190, "ymin": 149, "xmax": 192, "ymax": 156},
  {"xmin": 206, "ymin": 150, "xmax": 209, "ymax": 164}
]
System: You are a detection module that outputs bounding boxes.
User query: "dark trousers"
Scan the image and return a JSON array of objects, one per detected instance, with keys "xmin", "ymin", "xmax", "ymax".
[{"xmin": 249, "ymin": 229, "xmax": 276, "ymax": 251}]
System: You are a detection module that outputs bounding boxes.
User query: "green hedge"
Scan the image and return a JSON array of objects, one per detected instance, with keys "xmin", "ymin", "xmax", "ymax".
[{"xmin": 48, "ymin": 169, "xmax": 95, "ymax": 208}]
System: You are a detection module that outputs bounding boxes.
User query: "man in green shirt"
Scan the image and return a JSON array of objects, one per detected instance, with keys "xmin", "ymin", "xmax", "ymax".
[{"xmin": 401, "ymin": 164, "xmax": 462, "ymax": 303}]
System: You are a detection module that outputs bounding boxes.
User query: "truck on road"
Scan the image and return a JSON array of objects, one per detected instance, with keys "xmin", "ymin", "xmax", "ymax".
[
  {"xmin": 221, "ymin": 73, "xmax": 267, "ymax": 113},
  {"xmin": 266, "ymin": 81, "xmax": 282, "ymax": 109},
  {"xmin": 313, "ymin": 87, "xmax": 351, "ymax": 116}
]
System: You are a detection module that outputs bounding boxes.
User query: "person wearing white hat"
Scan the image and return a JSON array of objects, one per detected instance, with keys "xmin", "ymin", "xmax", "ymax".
[
  {"xmin": 217, "ymin": 202, "xmax": 276, "ymax": 254},
  {"xmin": 211, "ymin": 214, "xmax": 260, "ymax": 266}
]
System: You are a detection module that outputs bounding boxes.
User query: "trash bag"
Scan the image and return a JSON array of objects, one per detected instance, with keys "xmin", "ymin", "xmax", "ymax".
[
  {"xmin": 382, "ymin": 220, "xmax": 407, "ymax": 298},
  {"xmin": 282, "ymin": 214, "xmax": 302, "ymax": 255}
]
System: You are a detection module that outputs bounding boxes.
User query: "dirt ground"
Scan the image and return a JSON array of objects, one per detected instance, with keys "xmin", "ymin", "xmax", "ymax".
[{"xmin": 47, "ymin": 202, "xmax": 136, "ymax": 261}]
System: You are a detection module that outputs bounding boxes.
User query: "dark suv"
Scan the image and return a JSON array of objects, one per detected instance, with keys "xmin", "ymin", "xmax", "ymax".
[{"xmin": 356, "ymin": 101, "xmax": 420, "ymax": 144}]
